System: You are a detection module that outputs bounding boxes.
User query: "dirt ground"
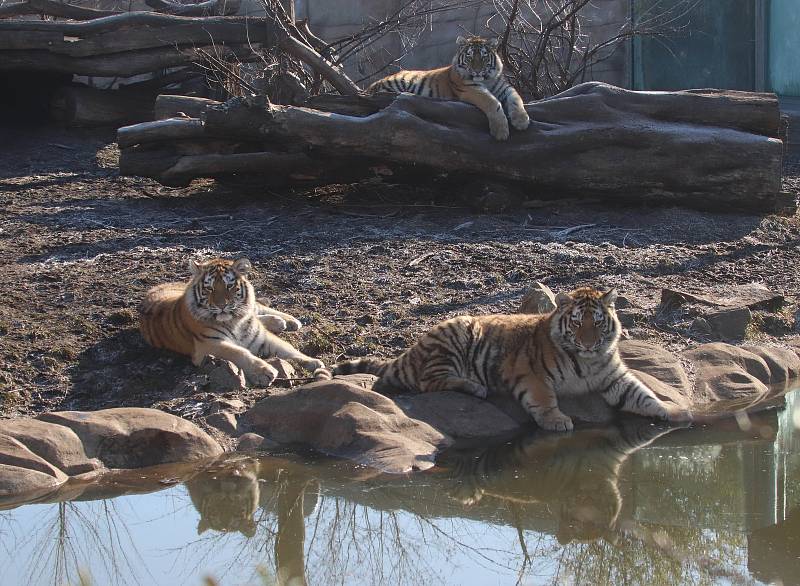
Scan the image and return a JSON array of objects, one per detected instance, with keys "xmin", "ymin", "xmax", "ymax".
[{"xmin": 1, "ymin": 124, "xmax": 799, "ymax": 427}]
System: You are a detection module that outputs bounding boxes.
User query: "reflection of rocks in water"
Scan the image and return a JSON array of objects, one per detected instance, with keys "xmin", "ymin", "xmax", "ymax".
[
  {"xmin": 748, "ymin": 507, "xmax": 800, "ymax": 586},
  {"xmin": 439, "ymin": 420, "xmax": 676, "ymax": 544},
  {"xmin": 186, "ymin": 456, "xmax": 261, "ymax": 537}
]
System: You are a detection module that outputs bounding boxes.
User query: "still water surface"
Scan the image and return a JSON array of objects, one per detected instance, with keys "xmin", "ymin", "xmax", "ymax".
[{"xmin": 2, "ymin": 389, "xmax": 799, "ymax": 586}]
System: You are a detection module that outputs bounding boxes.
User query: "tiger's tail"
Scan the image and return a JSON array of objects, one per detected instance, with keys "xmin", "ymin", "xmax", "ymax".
[
  {"xmin": 333, "ymin": 355, "xmax": 415, "ymax": 395},
  {"xmin": 332, "ymin": 357, "xmax": 392, "ymax": 377}
]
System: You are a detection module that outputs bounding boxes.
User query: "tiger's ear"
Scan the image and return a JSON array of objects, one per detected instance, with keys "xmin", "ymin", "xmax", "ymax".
[
  {"xmin": 488, "ymin": 37, "xmax": 499, "ymax": 50},
  {"xmin": 456, "ymin": 35, "xmax": 468, "ymax": 46},
  {"xmin": 189, "ymin": 259, "xmax": 202, "ymax": 276},
  {"xmin": 555, "ymin": 292, "xmax": 572, "ymax": 308},
  {"xmin": 232, "ymin": 257, "xmax": 252, "ymax": 275},
  {"xmin": 601, "ymin": 288, "xmax": 618, "ymax": 308}
]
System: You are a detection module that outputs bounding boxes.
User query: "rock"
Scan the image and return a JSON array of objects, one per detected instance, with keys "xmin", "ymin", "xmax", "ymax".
[
  {"xmin": 619, "ymin": 340, "xmax": 692, "ymax": 396},
  {"xmin": 201, "ymin": 357, "xmax": 247, "ymax": 393},
  {"xmin": 614, "ymin": 295, "xmax": 632, "ymax": 309},
  {"xmin": 0, "ymin": 434, "xmax": 68, "ymax": 484},
  {"xmin": 741, "ymin": 345, "xmax": 800, "ymax": 384},
  {"xmin": 0, "ymin": 418, "xmax": 103, "ymax": 475},
  {"xmin": 0, "ymin": 464, "xmax": 67, "ymax": 506},
  {"xmin": 689, "ymin": 317, "xmax": 713, "ymax": 336},
  {"xmin": 334, "ymin": 373, "xmax": 379, "ymax": 389},
  {"xmin": 660, "ymin": 287, "xmax": 716, "ymax": 310},
  {"xmin": 397, "ymin": 392, "xmax": 521, "ymax": 439},
  {"xmin": 205, "ymin": 411, "xmax": 238, "ymax": 435},
  {"xmin": 616, "ymin": 309, "xmax": 639, "ymax": 328},
  {"xmin": 241, "ymin": 380, "xmax": 451, "ymax": 473},
  {"xmin": 681, "ymin": 343, "xmax": 800, "ymax": 405},
  {"xmin": 660, "ymin": 284, "xmax": 784, "ymax": 312},
  {"xmin": 794, "ymin": 307, "xmax": 800, "ymax": 333},
  {"xmin": 705, "ymin": 307, "xmax": 752, "ymax": 341},
  {"xmin": 266, "ymin": 358, "xmax": 295, "ymax": 380},
  {"xmin": 207, "ymin": 398, "xmax": 246, "ymax": 415},
  {"xmin": 37, "ymin": 408, "xmax": 223, "ymax": 469},
  {"xmin": 519, "ymin": 282, "xmax": 557, "ymax": 314},
  {"xmin": 236, "ymin": 432, "xmax": 279, "ymax": 452}
]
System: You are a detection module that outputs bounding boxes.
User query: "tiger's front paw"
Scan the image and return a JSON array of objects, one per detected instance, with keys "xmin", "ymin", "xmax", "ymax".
[
  {"xmin": 284, "ymin": 317, "xmax": 303, "ymax": 332},
  {"xmin": 489, "ymin": 117, "xmax": 510, "ymax": 141},
  {"xmin": 665, "ymin": 406, "xmax": 693, "ymax": 425},
  {"xmin": 537, "ymin": 410, "xmax": 574, "ymax": 432},
  {"xmin": 261, "ymin": 315, "xmax": 287, "ymax": 333},
  {"xmin": 248, "ymin": 363, "xmax": 278, "ymax": 387},
  {"xmin": 510, "ymin": 110, "xmax": 530, "ymax": 131},
  {"xmin": 304, "ymin": 358, "xmax": 325, "ymax": 372}
]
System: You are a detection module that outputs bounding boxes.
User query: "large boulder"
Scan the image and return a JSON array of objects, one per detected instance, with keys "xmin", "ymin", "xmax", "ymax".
[
  {"xmin": 240, "ymin": 380, "xmax": 451, "ymax": 473},
  {"xmin": 682, "ymin": 343, "xmax": 800, "ymax": 407},
  {"xmin": 1, "ymin": 418, "xmax": 103, "ymax": 475},
  {"xmin": 0, "ymin": 434, "xmax": 70, "ymax": 504},
  {"xmin": 37, "ymin": 408, "xmax": 223, "ymax": 469},
  {"xmin": 0, "ymin": 407, "xmax": 223, "ymax": 506}
]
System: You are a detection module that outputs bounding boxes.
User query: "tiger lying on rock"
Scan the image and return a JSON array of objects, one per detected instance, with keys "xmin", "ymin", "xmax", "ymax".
[
  {"xmin": 334, "ymin": 287, "xmax": 692, "ymax": 432},
  {"xmin": 367, "ymin": 35, "xmax": 530, "ymax": 141},
  {"xmin": 139, "ymin": 257, "xmax": 328, "ymax": 386}
]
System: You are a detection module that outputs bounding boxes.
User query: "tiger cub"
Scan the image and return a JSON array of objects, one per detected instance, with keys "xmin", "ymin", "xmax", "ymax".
[
  {"xmin": 367, "ymin": 35, "xmax": 529, "ymax": 141},
  {"xmin": 334, "ymin": 287, "xmax": 690, "ymax": 432},
  {"xmin": 139, "ymin": 257, "xmax": 326, "ymax": 386}
]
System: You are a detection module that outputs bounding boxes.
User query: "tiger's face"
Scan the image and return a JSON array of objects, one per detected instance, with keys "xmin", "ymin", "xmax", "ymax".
[
  {"xmin": 187, "ymin": 257, "xmax": 254, "ymax": 322},
  {"xmin": 453, "ymin": 36, "xmax": 502, "ymax": 82},
  {"xmin": 551, "ymin": 287, "xmax": 621, "ymax": 357}
]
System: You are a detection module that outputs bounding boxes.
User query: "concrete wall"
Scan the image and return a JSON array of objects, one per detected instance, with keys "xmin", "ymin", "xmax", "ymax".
[{"xmin": 244, "ymin": 0, "xmax": 632, "ymax": 93}]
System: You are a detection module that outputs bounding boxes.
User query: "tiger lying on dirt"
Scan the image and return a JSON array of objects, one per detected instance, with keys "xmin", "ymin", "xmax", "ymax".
[{"xmin": 139, "ymin": 257, "xmax": 328, "ymax": 386}]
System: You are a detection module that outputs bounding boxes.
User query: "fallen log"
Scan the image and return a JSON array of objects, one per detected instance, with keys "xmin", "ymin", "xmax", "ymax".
[
  {"xmin": 0, "ymin": 0, "xmax": 237, "ymax": 19},
  {"xmin": 143, "ymin": 0, "xmax": 240, "ymax": 16},
  {"xmin": 154, "ymin": 94, "xmax": 222, "ymax": 120},
  {"xmin": 118, "ymin": 82, "xmax": 792, "ymax": 213},
  {"xmin": 50, "ymin": 85, "xmax": 157, "ymax": 126}
]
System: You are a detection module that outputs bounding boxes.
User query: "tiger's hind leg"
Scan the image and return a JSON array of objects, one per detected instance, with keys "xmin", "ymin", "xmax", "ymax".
[{"xmin": 419, "ymin": 375, "xmax": 488, "ymax": 399}]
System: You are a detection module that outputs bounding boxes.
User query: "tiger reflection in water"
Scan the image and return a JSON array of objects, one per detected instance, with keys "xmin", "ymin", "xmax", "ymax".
[
  {"xmin": 186, "ymin": 455, "xmax": 262, "ymax": 538},
  {"xmin": 438, "ymin": 420, "xmax": 678, "ymax": 544},
  {"xmin": 186, "ymin": 456, "xmax": 316, "ymax": 586}
]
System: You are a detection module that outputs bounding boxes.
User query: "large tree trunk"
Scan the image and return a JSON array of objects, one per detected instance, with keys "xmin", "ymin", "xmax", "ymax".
[
  {"xmin": 118, "ymin": 82, "xmax": 792, "ymax": 213},
  {"xmin": 0, "ymin": 11, "xmax": 358, "ymax": 93}
]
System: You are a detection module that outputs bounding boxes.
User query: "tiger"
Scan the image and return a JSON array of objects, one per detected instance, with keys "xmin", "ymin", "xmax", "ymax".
[
  {"xmin": 367, "ymin": 35, "xmax": 530, "ymax": 141},
  {"xmin": 333, "ymin": 286, "xmax": 691, "ymax": 432},
  {"xmin": 439, "ymin": 419, "xmax": 677, "ymax": 544},
  {"xmin": 138, "ymin": 257, "xmax": 327, "ymax": 387}
]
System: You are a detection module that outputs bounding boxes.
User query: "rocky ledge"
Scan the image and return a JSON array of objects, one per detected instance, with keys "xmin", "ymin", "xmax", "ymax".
[
  {"xmin": 0, "ymin": 408, "xmax": 222, "ymax": 507},
  {"xmin": 2, "ymin": 342, "xmax": 798, "ymax": 493},
  {"xmin": 235, "ymin": 340, "xmax": 800, "ymax": 473}
]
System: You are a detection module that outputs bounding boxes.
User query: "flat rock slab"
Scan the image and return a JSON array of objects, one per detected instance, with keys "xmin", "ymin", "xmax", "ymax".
[
  {"xmin": 0, "ymin": 407, "xmax": 222, "ymax": 505},
  {"xmin": 240, "ymin": 380, "xmax": 451, "ymax": 473},
  {"xmin": 660, "ymin": 283, "xmax": 784, "ymax": 312}
]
